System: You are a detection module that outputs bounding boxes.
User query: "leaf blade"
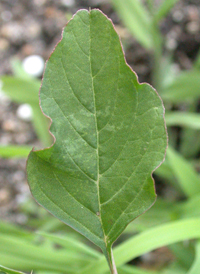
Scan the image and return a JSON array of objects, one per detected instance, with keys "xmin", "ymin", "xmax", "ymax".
[{"xmin": 27, "ymin": 8, "xmax": 167, "ymax": 268}]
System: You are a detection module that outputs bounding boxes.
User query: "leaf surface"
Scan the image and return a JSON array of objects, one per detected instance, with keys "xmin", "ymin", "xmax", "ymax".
[{"xmin": 27, "ymin": 9, "xmax": 167, "ymax": 266}]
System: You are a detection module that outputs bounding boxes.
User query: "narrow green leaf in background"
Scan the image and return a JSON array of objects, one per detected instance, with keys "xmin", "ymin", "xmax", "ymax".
[
  {"xmin": 161, "ymin": 71, "xmax": 200, "ymax": 103},
  {"xmin": 0, "ymin": 76, "xmax": 51, "ymax": 146},
  {"xmin": 27, "ymin": 9, "xmax": 167, "ymax": 273},
  {"xmin": 110, "ymin": 0, "xmax": 153, "ymax": 49},
  {"xmin": 0, "ymin": 145, "xmax": 32, "ymax": 158},
  {"xmin": 153, "ymin": 0, "xmax": 180, "ymax": 23},
  {"xmin": 187, "ymin": 240, "xmax": 200, "ymax": 274},
  {"xmin": 165, "ymin": 112, "xmax": 200, "ymax": 130},
  {"xmin": 80, "ymin": 218, "xmax": 200, "ymax": 274},
  {"xmin": 167, "ymin": 146, "xmax": 200, "ymax": 198},
  {"xmin": 0, "ymin": 265, "xmax": 26, "ymax": 274},
  {"xmin": 1, "ymin": 76, "xmax": 40, "ymax": 105}
]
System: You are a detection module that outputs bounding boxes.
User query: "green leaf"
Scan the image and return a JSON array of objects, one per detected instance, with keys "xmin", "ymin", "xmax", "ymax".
[
  {"xmin": 80, "ymin": 218, "xmax": 200, "ymax": 274},
  {"xmin": 153, "ymin": 0, "xmax": 180, "ymax": 23},
  {"xmin": 110, "ymin": 0, "xmax": 153, "ymax": 49},
  {"xmin": 0, "ymin": 145, "xmax": 32, "ymax": 158},
  {"xmin": 0, "ymin": 233, "xmax": 90, "ymax": 272},
  {"xmin": 187, "ymin": 240, "xmax": 200, "ymax": 274},
  {"xmin": 165, "ymin": 112, "xmax": 200, "ymax": 130},
  {"xmin": 167, "ymin": 146, "xmax": 200, "ymax": 197},
  {"xmin": 161, "ymin": 71, "xmax": 200, "ymax": 103},
  {"xmin": 38, "ymin": 231, "xmax": 100, "ymax": 259},
  {"xmin": 27, "ymin": 9, "xmax": 167, "ymax": 272},
  {"xmin": 177, "ymin": 194, "xmax": 200, "ymax": 219},
  {"xmin": 1, "ymin": 76, "xmax": 40, "ymax": 105},
  {"xmin": 0, "ymin": 76, "xmax": 51, "ymax": 146},
  {"xmin": 11, "ymin": 59, "xmax": 32, "ymax": 80},
  {"xmin": 0, "ymin": 265, "xmax": 26, "ymax": 274}
]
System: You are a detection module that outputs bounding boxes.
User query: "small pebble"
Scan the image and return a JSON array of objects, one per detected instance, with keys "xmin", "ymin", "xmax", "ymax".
[
  {"xmin": 14, "ymin": 133, "xmax": 30, "ymax": 144},
  {"xmin": 166, "ymin": 37, "xmax": 178, "ymax": 50},
  {"xmin": 186, "ymin": 21, "xmax": 200, "ymax": 34},
  {"xmin": 186, "ymin": 5, "xmax": 199, "ymax": 21},
  {"xmin": 12, "ymin": 171, "xmax": 25, "ymax": 183},
  {"xmin": 0, "ymin": 38, "xmax": 9, "ymax": 52},
  {"xmin": 26, "ymin": 21, "xmax": 41, "ymax": 39},
  {"xmin": 0, "ymin": 188, "xmax": 10, "ymax": 206},
  {"xmin": 16, "ymin": 104, "xmax": 33, "ymax": 121},
  {"xmin": 0, "ymin": 22, "xmax": 24, "ymax": 43},
  {"xmin": 33, "ymin": 0, "xmax": 47, "ymax": 6},
  {"xmin": 1, "ymin": 10, "xmax": 13, "ymax": 22},
  {"xmin": 61, "ymin": 0, "xmax": 75, "ymax": 7},
  {"xmin": 172, "ymin": 10, "xmax": 184, "ymax": 22},
  {"xmin": 21, "ymin": 44, "xmax": 35, "ymax": 56},
  {"xmin": 22, "ymin": 55, "xmax": 44, "ymax": 77},
  {"xmin": 2, "ymin": 120, "xmax": 16, "ymax": 132},
  {"xmin": 0, "ymin": 134, "xmax": 12, "ymax": 145}
]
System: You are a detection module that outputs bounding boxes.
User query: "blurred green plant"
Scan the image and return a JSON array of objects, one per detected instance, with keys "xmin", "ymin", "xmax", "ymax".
[{"xmin": 0, "ymin": 59, "xmax": 51, "ymax": 157}]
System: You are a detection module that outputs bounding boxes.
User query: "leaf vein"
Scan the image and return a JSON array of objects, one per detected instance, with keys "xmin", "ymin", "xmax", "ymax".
[
  {"xmin": 53, "ymin": 171, "xmax": 97, "ymax": 216},
  {"xmin": 71, "ymin": 30, "xmax": 89, "ymax": 57},
  {"xmin": 59, "ymin": 55, "xmax": 93, "ymax": 114},
  {"xmin": 53, "ymin": 97, "xmax": 96, "ymax": 149},
  {"xmin": 36, "ymin": 182, "xmax": 102, "ymax": 240}
]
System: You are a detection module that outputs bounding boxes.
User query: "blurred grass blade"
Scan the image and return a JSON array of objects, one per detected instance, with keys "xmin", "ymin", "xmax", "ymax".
[
  {"xmin": 0, "ymin": 265, "xmax": 26, "ymax": 274},
  {"xmin": 187, "ymin": 240, "xmax": 200, "ymax": 274},
  {"xmin": 165, "ymin": 112, "xmax": 200, "ymax": 129},
  {"xmin": 194, "ymin": 48, "xmax": 200, "ymax": 70},
  {"xmin": 0, "ymin": 234, "xmax": 91, "ymax": 273},
  {"xmin": 1, "ymin": 76, "xmax": 40, "ymax": 105},
  {"xmin": 177, "ymin": 194, "xmax": 200, "ymax": 219},
  {"xmin": 162, "ymin": 262, "xmax": 187, "ymax": 274},
  {"xmin": 161, "ymin": 71, "xmax": 200, "ymax": 103},
  {"xmin": 79, "ymin": 218, "xmax": 200, "ymax": 274},
  {"xmin": 0, "ymin": 222, "xmax": 34, "ymax": 240},
  {"xmin": 38, "ymin": 232, "xmax": 159, "ymax": 274},
  {"xmin": 38, "ymin": 231, "xmax": 100, "ymax": 259},
  {"xmin": 11, "ymin": 59, "xmax": 31, "ymax": 80},
  {"xmin": 154, "ymin": 0, "xmax": 180, "ymax": 23},
  {"xmin": 167, "ymin": 146, "xmax": 200, "ymax": 197},
  {"xmin": 169, "ymin": 242, "xmax": 194, "ymax": 269},
  {"xmin": 0, "ymin": 226, "xmax": 158, "ymax": 274},
  {"xmin": 1, "ymin": 76, "xmax": 51, "ymax": 146},
  {"xmin": 0, "ymin": 145, "xmax": 32, "ymax": 158},
  {"xmin": 178, "ymin": 102, "xmax": 200, "ymax": 158},
  {"xmin": 116, "ymin": 266, "xmax": 158, "ymax": 274},
  {"xmin": 111, "ymin": 0, "xmax": 153, "ymax": 49}
]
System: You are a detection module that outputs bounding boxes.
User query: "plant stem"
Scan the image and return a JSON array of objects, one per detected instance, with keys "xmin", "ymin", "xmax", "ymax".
[{"xmin": 107, "ymin": 247, "xmax": 118, "ymax": 274}]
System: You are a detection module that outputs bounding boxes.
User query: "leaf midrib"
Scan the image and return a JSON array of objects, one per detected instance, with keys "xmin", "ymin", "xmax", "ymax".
[{"xmin": 88, "ymin": 12, "xmax": 107, "ymax": 248}]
